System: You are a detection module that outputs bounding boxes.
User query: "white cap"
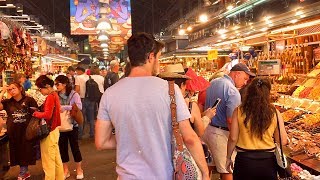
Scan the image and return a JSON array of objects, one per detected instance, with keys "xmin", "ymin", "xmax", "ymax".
[{"xmin": 110, "ymin": 60, "xmax": 119, "ymax": 67}]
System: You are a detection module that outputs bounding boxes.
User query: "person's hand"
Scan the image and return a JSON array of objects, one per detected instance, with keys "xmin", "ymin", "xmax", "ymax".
[
  {"xmin": 203, "ymin": 108, "xmax": 216, "ymax": 120},
  {"xmin": 1, "ymin": 86, "xmax": 8, "ymax": 93},
  {"xmin": 226, "ymin": 158, "xmax": 234, "ymax": 173}
]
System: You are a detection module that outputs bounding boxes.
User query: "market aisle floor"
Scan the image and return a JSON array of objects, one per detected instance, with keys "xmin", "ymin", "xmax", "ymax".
[
  {"xmin": 3, "ymin": 137, "xmax": 220, "ymax": 180},
  {"xmin": 3, "ymin": 137, "xmax": 118, "ymax": 180}
]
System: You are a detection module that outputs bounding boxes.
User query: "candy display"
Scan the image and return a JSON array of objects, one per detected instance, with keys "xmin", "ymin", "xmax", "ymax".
[
  {"xmin": 308, "ymin": 86, "xmax": 320, "ymax": 100},
  {"xmin": 293, "ymin": 86, "xmax": 306, "ymax": 97},
  {"xmin": 281, "ymin": 109, "xmax": 304, "ymax": 122},
  {"xmin": 308, "ymin": 69, "xmax": 320, "ymax": 78},
  {"xmin": 299, "ymin": 87, "xmax": 313, "ymax": 99}
]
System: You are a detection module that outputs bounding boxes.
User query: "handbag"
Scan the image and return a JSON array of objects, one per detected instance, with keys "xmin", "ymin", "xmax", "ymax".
[
  {"xmin": 59, "ymin": 93, "xmax": 74, "ymax": 132},
  {"xmin": 275, "ymin": 111, "xmax": 288, "ymax": 169},
  {"xmin": 69, "ymin": 92, "xmax": 84, "ymax": 125},
  {"xmin": 26, "ymin": 117, "xmax": 51, "ymax": 141},
  {"xmin": 168, "ymin": 81, "xmax": 201, "ymax": 180},
  {"xmin": 70, "ymin": 103, "xmax": 83, "ymax": 125},
  {"xmin": 59, "ymin": 111, "xmax": 73, "ymax": 132},
  {"xmin": 26, "ymin": 95, "xmax": 56, "ymax": 141}
]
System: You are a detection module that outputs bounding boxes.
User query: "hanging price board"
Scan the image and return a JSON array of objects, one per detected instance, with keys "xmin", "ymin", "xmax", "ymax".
[{"xmin": 208, "ymin": 49, "xmax": 218, "ymax": 60}]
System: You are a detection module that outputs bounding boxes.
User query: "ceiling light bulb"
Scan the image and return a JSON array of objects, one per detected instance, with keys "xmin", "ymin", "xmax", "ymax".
[
  {"xmin": 187, "ymin": 26, "xmax": 193, "ymax": 31},
  {"xmin": 295, "ymin": 11, "xmax": 303, "ymax": 16},
  {"xmin": 178, "ymin": 29, "xmax": 186, "ymax": 35},
  {"xmin": 101, "ymin": 43, "xmax": 108, "ymax": 48},
  {"xmin": 217, "ymin": 29, "xmax": 227, "ymax": 35},
  {"xmin": 96, "ymin": 18, "xmax": 113, "ymax": 31},
  {"xmin": 290, "ymin": 19, "xmax": 298, "ymax": 24},
  {"xmin": 227, "ymin": 5, "xmax": 234, "ymax": 11},
  {"xmin": 199, "ymin": 14, "xmax": 208, "ymax": 23},
  {"xmin": 261, "ymin": 27, "xmax": 268, "ymax": 32}
]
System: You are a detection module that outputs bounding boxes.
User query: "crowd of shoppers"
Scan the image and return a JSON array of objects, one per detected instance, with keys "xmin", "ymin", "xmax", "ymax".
[{"xmin": 0, "ymin": 32, "xmax": 289, "ymax": 180}]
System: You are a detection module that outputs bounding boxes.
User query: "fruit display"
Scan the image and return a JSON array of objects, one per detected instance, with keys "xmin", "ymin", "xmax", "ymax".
[
  {"xmin": 293, "ymin": 86, "xmax": 306, "ymax": 97},
  {"xmin": 307, "ymin": 102, "xmax": 320, "ymax": 113},
  {"xmin": 299, "ymin": 87, "xmax": 313, "ymax": 98},
  {"xmin": 307, "ymin": 69, "xmax": 320, "ymax": 78},
  {"xmin": 281, "ymin": 109, "xmax": 304, "ymax": 122},
  {"xmin": 303, "ymin": 79, "xmax": 317, "ymax": 87},
  {"xmin": 308, "ymin": 86, "xmax": 320, "ymax": 100}
]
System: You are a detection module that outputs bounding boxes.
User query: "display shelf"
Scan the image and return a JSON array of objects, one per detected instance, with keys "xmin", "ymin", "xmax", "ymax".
[{"xmin": 285, "ymin": 147, "xmax": 320, "ymax": 175}]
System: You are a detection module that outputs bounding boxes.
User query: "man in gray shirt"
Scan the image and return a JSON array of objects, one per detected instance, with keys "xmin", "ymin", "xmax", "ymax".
[{"xmin": 95, "ymin": 32, "xmax": 209, "ymax": 179}]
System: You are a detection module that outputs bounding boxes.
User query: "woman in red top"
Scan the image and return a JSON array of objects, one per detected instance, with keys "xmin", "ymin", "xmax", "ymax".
[{"xmin": 33, "ymin": 75, "xmax": 64, "ymax": 180}]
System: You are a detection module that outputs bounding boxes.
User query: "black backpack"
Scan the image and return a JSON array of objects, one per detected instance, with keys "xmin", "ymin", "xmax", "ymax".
[{"xmin": 85, "ymin": 76, "xmax": 102, "ymax": 102}]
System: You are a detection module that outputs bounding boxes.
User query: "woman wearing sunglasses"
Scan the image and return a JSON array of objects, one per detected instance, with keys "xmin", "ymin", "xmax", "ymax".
[{"xmin": 55, "ymin": 75, "xmax": 84, "ymax": 179}]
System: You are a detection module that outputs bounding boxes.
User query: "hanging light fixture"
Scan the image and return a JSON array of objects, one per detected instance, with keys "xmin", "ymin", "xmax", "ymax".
[
  {"xmin": 96, "ymin": 7, "xmax": 113, "ymax": 31},
  {"xmin": 101, "ymin": 42, "xmax": 108, "ymax": 48},
  {"xmin": 98, "ymin": 31, "xmax": 109, "ymax": 41}
]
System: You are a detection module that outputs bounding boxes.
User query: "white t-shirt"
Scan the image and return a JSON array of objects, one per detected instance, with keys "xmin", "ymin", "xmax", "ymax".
[
  {"xmin": 90, "ymin": 75, "xmax": 104, "ymax": 93},
  {"xmin": 75, "ymin": 74, "xmax": 89, "ymax": 98},
  {"xmin": 97, "ymin": 76, "xmax": 191, "ymax": 179}
]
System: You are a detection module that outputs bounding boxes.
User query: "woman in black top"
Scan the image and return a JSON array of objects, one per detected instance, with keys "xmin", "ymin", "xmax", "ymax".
[{"xmin": 0, "ymin": 82, "xmax": 38, "ymax": 180}]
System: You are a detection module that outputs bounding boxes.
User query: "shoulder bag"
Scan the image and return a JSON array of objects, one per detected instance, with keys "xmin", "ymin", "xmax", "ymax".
[
  {"xmin": 275, "ymin": 111, "xmax": 288, "ymax": 169},
  {"xmin": 169, "ymin": 81, "xmax": 201, "ymax": 180},
  {"xmin": 69, "ymin": 92, "xmax": 84, "ymax": 125},
  {"xmin": 26, "ymin": 95, "xmax": 56, "ymax": 141},
  {"xmin": 59, "ymin": 93, "xmax": 74, "ymax": 132}
]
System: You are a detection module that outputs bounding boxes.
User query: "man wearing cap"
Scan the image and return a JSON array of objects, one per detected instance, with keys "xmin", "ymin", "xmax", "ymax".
[
  {"xmin": 203, "ymin": 63, "xmax": 255, "ymax": 180},
  {"xmin": 104, "ymin": 60, "xmax": 120, "ymax": 90},
  {"xmin": 95, "ymin": 32, "xmax": 210, "ymax": 179}
]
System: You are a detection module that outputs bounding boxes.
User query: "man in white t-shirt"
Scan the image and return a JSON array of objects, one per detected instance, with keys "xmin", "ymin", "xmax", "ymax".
[
  {"xmin": 75, "ymin": 66, "xmax": 95, "ymax": 139},
  {"xmin": 95, "ymin": 32, "xmax": 209, "ymax": 179}
]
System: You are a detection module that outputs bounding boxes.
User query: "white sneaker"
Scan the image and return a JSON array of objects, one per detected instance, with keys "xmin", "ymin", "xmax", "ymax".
[{"xmin": 76, "ymin": 173, "xmax": 84, "ymax": 179}]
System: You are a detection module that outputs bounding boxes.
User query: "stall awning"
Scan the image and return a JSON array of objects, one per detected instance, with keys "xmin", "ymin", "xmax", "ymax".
[{"xmin": 43, "ymin": 54, "xmax": 79, "ymax": 63}]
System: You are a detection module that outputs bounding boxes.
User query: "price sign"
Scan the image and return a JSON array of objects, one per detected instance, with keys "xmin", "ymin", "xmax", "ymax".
[{"xmin": 208, "ymin": 49, "xmax": 218, "ymax": 60}]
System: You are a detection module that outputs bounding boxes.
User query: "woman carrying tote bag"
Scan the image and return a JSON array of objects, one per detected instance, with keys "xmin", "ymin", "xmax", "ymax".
[
  {"xmin": 33, "ymin": 75, "xmax": 64, "ymax": 180},
  {"xmin": 55, "ymin": 75, "xmax": 84, "ymax": 179}
]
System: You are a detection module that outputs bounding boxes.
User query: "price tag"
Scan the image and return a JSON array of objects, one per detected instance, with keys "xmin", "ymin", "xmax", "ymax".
[{"xmin": 208, "ymin": 49, "xmax": 218, "ymax": 60}]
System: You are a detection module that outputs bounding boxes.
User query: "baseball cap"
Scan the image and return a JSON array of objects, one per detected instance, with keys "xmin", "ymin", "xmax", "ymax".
[{"xmin": 230, "ymin": 63, "xmax": 256, "ymax": 77}]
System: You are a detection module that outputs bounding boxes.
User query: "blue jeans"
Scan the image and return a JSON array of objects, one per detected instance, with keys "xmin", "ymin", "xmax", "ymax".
[{"xmin": 80, "ymin": 98, "xmax": 95, "ymax": 138}]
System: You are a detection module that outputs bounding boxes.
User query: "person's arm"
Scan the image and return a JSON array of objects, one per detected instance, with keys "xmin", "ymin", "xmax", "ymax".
[
  {"xmin": 226, "ymin": 108, "xmax": 239, "ymax": 173},
  {"xmin": 95, "ymin": 92, "xmax": 116, "ymax": 150},
  {"xmin": 0, "ymin": 86, "xmax": 7, "ymax": 110},
  {"xmin": 201, "ymin": 108, "xmax": 216, "ymax": 129},
  {"xmin": 274, "ymin": 109, "xmax": 288, "ymax": 145},
  {"xmin": 74, "ymin": 76, "xmax": 81, "ymax": 94},
  {"xmin": 179, "ymin": 120, "xmax": 210, "ymax": 180},
  {"xmin": 226, "ymin": 88, "xmax": 241, "ymax": 130},
  {"xmin": 95, "ymin": 119, "xmax": 116, "ymax": 150},
  {"xmin": 33, "ymin": 94, "xmax": 55, "ymax": 120},
  {"xmin": 191, "ymin": 102, "xmax": 205, "ymax": 137}
]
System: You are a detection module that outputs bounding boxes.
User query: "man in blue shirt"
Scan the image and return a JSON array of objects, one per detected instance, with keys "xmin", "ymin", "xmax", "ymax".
[{"xmin": 203, "ymin": 63, "xmax": 255, "ymax": 180}]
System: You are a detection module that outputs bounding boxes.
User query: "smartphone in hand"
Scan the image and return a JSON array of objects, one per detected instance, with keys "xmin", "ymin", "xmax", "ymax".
[{"xmin": 211, "ymin": 98, "xmax": 221, "ymax": 109}]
